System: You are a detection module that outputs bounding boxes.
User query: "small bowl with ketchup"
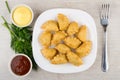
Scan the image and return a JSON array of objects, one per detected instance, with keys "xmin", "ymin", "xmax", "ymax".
[{"xmin": 9, "ymin": 54, "xmax": 32, "ymax": 77}]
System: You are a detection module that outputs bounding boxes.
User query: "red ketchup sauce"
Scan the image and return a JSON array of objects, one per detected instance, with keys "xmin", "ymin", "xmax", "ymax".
[{"xmin": 11, "ymin": 55, "xmax": 31, "ymax": 76}]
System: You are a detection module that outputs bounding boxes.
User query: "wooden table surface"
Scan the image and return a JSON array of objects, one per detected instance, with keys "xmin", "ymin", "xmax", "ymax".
[{"xmin": 0, "ymin": 0, "xmax": 120, "ymax": 80}]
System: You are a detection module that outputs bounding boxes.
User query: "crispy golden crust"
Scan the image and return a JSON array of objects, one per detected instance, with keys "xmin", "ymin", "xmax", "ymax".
[
  {"xmin": 41, "ymin": 20, "xmax": 59, "ymax": 32},
  {"xmin": 76, "ymin": 25, "xmax": 87, "ymax": 42},
  {"xmin": 57, "ymin": 13, "xmax": 70, "ymax": 30},
  {"xmin": 39, "ymin": 14, "xmax": 92, "ymax": 66},
  {"xmin": 67, "ymin": 51, "xmax": 83, "ymax": 66},
  {"xmin": 51, "ymin": 54, "xmax": 68, "ymax": 64},
  {"xmin": 51, "ymin": 31, "xmax": 67, "ymax": 45},
  {"xmin": 64, "ymin": 37, "xmax": 81, "ymax": 49},
  {"xmin": 67, "ymin": 22, "xmax": 79, "ymax": 35},
  {"xmin": 39, "ymin": 31, "xmax": 52, "ymax": 47},
  {"xmin": 76, "ymin": 41, "xmax": 92, "ymax": 58},
  {"xmin": 55, "ymin": 44, "xmax": 70, "ymax": 54},
  {"xmin": 41, "ymin": 48, "xmax": 57, "ymax": 60}
]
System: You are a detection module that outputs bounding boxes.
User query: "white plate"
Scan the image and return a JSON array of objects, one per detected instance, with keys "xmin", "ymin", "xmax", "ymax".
[{"xmin": 32, "ymin": 8, "xmax": 97, "ymax": 73}]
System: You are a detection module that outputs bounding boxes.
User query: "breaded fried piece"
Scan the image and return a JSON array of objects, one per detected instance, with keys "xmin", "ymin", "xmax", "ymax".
[
  {"xmin": 51, "ymin": 31, "xmax": 67, "ymax": 45},
  {"xmin": 55, "ymin": 44, "xmax": 70, "ymax": 54},
  {"xmin": 41, "ymin": 48, "xmax": 57, "ymax": 60},
  {"xmin": 41, "ymin": 20, "xmax": 59, "ymax": 32},
  {"xmin": 64, "ymin": 37, "xmax": 81, "ymax": 49},
  {"xmin": 67, "ymin": 22, "xmax": 79, "ymax": 35},
  {"xmin": 57, "ymin": 13, "xmax": 70, "ymax": 30},
  {"xmin": 76, "ymin": 41, "xmax": 92, "ymax": 58},
  {"xmin": 76, "ymin": 25, "xmax": 87, "ymax": 42},
  {"xmin": 51, "ymin": 54, "xmax": 68, "ymax": 64},
  {"xmin": 39, "ymin": 31, "xmax": 52, "ymax": 47},
  {"xmin": 67, "ymin": 51, "xmax": 83, "ymax": 66}
]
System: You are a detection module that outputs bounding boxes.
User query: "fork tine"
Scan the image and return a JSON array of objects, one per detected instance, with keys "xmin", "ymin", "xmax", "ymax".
[
  {"xmin": 105, "ymin": 4, "xmax": 107, "ymax": 19},
  {"xmin": 100, "ymin": 4, "xmax": 103, "ymax": 19},
  {"xmin": 106, "ymin": 4, "xmax": 110, "ymax": 19}
]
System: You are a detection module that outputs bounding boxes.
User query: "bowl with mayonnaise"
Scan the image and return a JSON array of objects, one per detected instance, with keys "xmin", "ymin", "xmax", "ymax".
[{"xmin": 11, "ymin": 4, "xmax": 34, "ymax": 27}]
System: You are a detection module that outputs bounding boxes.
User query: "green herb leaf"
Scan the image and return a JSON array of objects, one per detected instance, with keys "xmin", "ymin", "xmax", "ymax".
[
  {"xmin": 0, "ymin": 1, "xmax": 38, "ymax": 70},
  {"xmin": 10, "ymin": 24, "xmax": 38, "ymax": 70}
]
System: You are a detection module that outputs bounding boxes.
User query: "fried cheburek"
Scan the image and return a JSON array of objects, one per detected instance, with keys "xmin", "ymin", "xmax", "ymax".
[
  {"xmin": 64, "ymin": 37, "xmax": 81, "ymax": 49},
  {"xmin": 38, "ymin": 13, "xmax": 92, "ymax": 66},
  {"xmin": 76, "ymin": 25, "xmax": 87, "ymax": 42},
  {"xmin": 76, "ymin": 41, "xmax": 92, "ymax": 58},
  {"xmin": 41, "ymin": 48, "xmax": 57, "ymax": 60},
  {"xmin": 51, "ymin": 31, "xmax": 67, "ymax": 45},
  {"xmin": 39, "ymin": 31, "xmax": 52, "ymax": 47},
  {"xmin": 51, "ymin": 54, "xmax": 68, "ymax": 64},
  {"xmin": 57, "ymin": 13, "xmax": 70, "ymax": 31},
  {"xmin": 67, "ymin": 21, "xmax": 79, "ymax": 36},
  {"xmin": 41, "ymin": 20, "xmax": 59, "ymax": 32},
  {"xmin": 67, "ymin": 51, "xmax": 83, "ymax": 66},
  {"xmin": 55, "ymin": 44, "xmax": 70, "ymax": 54}
]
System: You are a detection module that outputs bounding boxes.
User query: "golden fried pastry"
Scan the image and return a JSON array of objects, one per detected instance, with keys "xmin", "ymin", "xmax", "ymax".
[
  {"xmin": 51, "ymin": 31, "xmax": 67, "ymax": 45},
  {"xmin": 39, "ymin": 13, "xmax": 92, "ymax": 66},
  {"xmin": 55, "ymin": 44, "xmax": 70, "ymax": 54},
  {"xmin": 67, "ymin": 51, "xmax": 83, "ymax": 66},
  {"xmin": 67, "ymin": 21, "xmax": 79, "ymax": 36},
  {"xmin": 64, "ymin": 37, "xmax": 81, "ymax": 49},
  {"xmin": 41, "ymin": 48, "xmax": 57, "ymax": 60},
  {"xmin": 76, "ymin": 25, "xmax": 87, "ymax": 42},
  {"xmin": 76, "ymin": 41, "xmax": 92, "ymax": 58},
  {"xmin": 51, "ymin": 54, "xmax": 68, "ymax": 64},
  {"xmin": 41, "ymin": 20, "xmax": 59, "ymax": 32},
  {"xmin": 57, "ymin": 13, "xmax": 70, "ymax": 30},
  {"xmin": 39, "ymin": 31, "xmax": 52, "ymax": 47}
]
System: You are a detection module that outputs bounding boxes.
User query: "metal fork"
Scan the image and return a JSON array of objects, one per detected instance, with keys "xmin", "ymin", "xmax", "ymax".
[{"xmin": 100, "ymin": 4, "xmax": 110, "ymax": 72}]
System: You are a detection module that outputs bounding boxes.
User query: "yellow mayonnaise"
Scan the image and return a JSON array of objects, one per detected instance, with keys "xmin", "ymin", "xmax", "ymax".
[{"xmin": 12, "ymin": 6, "xmax": 32, "ymax": 27}]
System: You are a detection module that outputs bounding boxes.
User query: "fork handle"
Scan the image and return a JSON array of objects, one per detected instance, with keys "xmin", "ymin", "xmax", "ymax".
[{"xmin": 102, "ymin": 31, "xmax": 109, "ymax": 72}]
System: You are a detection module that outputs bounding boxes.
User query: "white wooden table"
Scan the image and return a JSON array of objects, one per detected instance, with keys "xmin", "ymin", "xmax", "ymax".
[{"xmin": 0, "ymin": 0, "xmax": 120, "ymax": 80}]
